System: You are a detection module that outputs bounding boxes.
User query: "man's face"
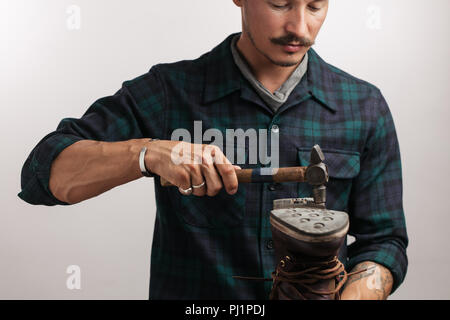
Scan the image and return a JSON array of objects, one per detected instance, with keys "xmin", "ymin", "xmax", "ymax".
[{"xmin": 235, "ymin": 0, "xmax": 329, "ymax": 67}]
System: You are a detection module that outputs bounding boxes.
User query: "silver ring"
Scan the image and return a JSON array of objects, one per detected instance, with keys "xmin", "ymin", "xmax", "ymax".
[
  {"xmin": 192, "ymin": 181, "xmax": 206, "ymax": 189},
  {"xmin": 178, "ymin": 186, "xmax": 193, "ymax": 195}
]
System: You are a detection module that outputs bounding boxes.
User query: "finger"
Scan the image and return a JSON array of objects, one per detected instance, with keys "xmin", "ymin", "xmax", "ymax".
[
  {"xmin": 177, "ymin": 168, "xmax": 192, "ymax": 196},
  {"xmin": 186, "ymin": 164, "xmax": 206, "ymax": 197},
  {"xmin": 187, "ymin": 144, "xmax": 207, "ymax": 196},
  {"xmin": 212, "ymin": 148, "xmax": 238, "ymax": 195},
  {"xmin": 201, "ymin": 145, "xmax": 224, "ymax": 197}
]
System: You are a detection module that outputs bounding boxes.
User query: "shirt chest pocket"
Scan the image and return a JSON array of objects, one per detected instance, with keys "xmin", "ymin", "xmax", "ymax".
[{"xmin": 297, "ymin": 148, "xmax": 361, "ymax": 211}]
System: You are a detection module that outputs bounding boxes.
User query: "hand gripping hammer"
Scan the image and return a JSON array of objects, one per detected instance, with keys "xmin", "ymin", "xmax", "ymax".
[{"xmin": 160, "ymin": 144, "xmax": 329, "ymax": 206}]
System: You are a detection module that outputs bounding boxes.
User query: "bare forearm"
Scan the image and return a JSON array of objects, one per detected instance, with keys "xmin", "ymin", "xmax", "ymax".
[
  {"xmin": 341, "ymin": 261, "xmax": 393, "ymax": 300},
  {"xmin": 48, "ymin": 138, "xmax": 242, "ymax": 204},
  {"xmin": 49, "ymin": 138, "xmax": 150, "ymax": 204}
]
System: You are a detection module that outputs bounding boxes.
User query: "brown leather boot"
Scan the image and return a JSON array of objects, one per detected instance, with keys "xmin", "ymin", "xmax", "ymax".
[{"xmin": 269, "ymin": 200, "xmax": 349, "ymax": 300}]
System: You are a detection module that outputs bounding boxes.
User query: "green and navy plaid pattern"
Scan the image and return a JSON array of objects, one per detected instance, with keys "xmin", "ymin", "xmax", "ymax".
[{"xmin": 18, "ymin": 33, "xmax": 408, "ymax": 299}]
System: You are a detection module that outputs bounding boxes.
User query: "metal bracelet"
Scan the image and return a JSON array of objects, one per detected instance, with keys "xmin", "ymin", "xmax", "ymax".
[{"xmin": 139, "ymin": 138, "xmax": 159, "ymax": 178}]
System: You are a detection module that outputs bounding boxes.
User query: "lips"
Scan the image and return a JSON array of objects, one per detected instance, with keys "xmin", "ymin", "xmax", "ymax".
[{"xmin": 282, "ymin": 44, "xmax": 302, "ymax": 53}]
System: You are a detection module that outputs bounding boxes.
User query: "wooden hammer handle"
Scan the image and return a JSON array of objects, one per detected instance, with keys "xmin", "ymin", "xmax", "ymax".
[{"xmin": 160, "ymin": 166, "xmax": 307, "ymax": 187}]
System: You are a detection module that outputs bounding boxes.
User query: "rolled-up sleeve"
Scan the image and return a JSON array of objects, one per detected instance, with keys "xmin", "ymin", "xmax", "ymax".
[
  {"xmin": 346, "ymin": 89, "xmax": 408, "ymax": 293},
  {"xmin": 18, "ymin": 66, "xmax": 166, "ymax": 206}
]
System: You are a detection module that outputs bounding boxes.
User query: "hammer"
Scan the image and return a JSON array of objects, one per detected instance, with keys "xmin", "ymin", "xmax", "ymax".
[{"xmin": 160, "ymin": 145, "xmax": 329, "ymax": 205}]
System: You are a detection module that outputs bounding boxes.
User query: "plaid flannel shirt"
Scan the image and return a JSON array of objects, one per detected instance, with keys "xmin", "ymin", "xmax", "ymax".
[{"xmin": 18, "ymin": 33, "xmax": 408, "ymax": 299}]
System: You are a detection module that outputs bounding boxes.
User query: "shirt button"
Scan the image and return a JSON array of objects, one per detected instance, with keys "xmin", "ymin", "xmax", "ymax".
[
  {"xmin": 266, "ymin": 239, "xmax": 274, "ymax": 250},
  {"xmin": 271, "ymin": 125, "xmax": 279, "ymax": 133}
]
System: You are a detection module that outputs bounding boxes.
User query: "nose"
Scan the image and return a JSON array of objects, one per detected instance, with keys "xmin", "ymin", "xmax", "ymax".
[{"xmin": 284, "ymin": 7, "xmax": 309, "ymax": 39}]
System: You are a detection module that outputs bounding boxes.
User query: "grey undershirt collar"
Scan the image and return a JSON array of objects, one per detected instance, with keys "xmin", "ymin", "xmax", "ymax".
[{"xmin": 230, "ymin": 34, "xmax": 308, "ymax": 112}]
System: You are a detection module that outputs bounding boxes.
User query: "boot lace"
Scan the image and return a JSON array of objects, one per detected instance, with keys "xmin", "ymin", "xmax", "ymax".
[{"xmin": 233, "ymin": 256, "xmax": 368, "ymax": 300}]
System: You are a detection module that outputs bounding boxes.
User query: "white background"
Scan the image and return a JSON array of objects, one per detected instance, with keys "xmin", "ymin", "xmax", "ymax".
[{"xmin": 1, "ymin": 0, "xmax": 449, "ymax": 299}]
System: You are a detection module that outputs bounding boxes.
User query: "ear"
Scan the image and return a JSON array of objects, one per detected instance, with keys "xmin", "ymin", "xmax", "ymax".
[{"xmin": 232, "ymin": 0, "xmax": 243, "ymax": 8}]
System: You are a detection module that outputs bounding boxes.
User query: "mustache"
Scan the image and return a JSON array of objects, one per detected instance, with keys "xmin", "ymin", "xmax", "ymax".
[{"xmin": 271, "ymin": 34, "xmax": 315, "ymax": 47}]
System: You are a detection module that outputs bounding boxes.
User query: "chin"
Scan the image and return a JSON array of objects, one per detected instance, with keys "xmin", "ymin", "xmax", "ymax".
[
  {"xmin": 270, "ymin": 55, "xmax": 303, "ymax": 67},
  {"xmin": 273, "ymin": 61, "xmax": 301, "ymax": 67},
  {"xmin": 270, "ymin": 48, "xmax": 306, "ymax": 66}
]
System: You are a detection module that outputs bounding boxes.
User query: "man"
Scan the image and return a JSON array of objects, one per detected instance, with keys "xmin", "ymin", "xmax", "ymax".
[{"xmin": 18, "ymin": 0, "xmax": 408, "ymax": 299}]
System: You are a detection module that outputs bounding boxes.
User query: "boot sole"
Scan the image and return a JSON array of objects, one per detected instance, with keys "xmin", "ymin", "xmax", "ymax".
[
  {"xmin": 270, "ymin": 207, "xmax": 349, "ymax": 243},
  {"xmin": 273, "ymin": 198, "xmax": 325, "ymax": 210}
]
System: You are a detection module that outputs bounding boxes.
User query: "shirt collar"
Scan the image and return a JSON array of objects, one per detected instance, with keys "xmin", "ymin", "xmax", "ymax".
[
  {"xmin": 202, "ymin": 33, "xmax": 242, "ymax": 105},
  {"xmin": 202, "ymin": 32, "xmax": 338, "ymax": 113},
  {"xmin": 305, "ymin": 48, "xmax": 339, "ymax": 112}
]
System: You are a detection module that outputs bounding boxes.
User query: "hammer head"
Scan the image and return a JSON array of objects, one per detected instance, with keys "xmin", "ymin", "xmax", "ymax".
[
  {"xmin": 305, "ymin": 145, "xmax": 329, "ymax": 186},
  {"xmin": 310, "ymin": 144, "xmax": 325, "ymax": 165},
  {"xmin": 305, "ymin": 145, "xmax": 329, "ymax": 205}
]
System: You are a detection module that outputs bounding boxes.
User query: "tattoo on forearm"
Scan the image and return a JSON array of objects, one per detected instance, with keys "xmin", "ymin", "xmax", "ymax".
[{"xmin": 344, "ymin": 261, "xmax": 394, "ymax": 300}]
